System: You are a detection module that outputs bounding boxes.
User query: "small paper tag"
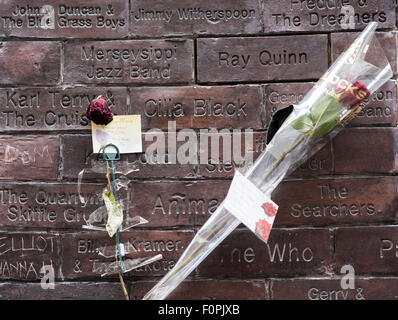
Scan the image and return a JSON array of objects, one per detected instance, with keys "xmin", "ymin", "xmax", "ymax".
[
  {"xmin": 103, "ymin": 191, "xmax": 123, "ymax": 238},
  {"xmin": 224, "ymin": 171, "xmax": 279, "ymax": 244},
  {"xmin": 119, "ymin": 243, "xmax": 125, "ymax": 257},
  {"xmin": 92, "ymin": 115, "xmax": 142, "ymax": 154}
]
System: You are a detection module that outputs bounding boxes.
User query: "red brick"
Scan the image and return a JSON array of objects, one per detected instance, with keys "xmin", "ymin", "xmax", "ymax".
[
  {"xmin": 271, "ymin": 177, "xmax": 397, "ymax": 227},
  {"xmin": 197, "ymin": 131, "xmax": 267, "ymax": 178},
  {"xmin": 61, "ymin": 230, "xmax": 195, "ymax": 279},
  {"xmin": 64, "ymin": 40, "xmax": 194, "ymax": 85},
  {"xmin": 62, "ymin": 130, "xmax": 331, "ymax": 181},
  {"xmin": 331, "ymin": 32, "xmax": 397, "ymax": 75},
  {"xmin": 0, "ymin": 232, "xmax": 60, "ymax": 280},
  {"xmin": 0, "ymin": 0, "xmax": 128, "ymax": 39},
  {"xmin": 263, "ymin": 83, "xmax": 314, "ymax": 126},
  {"xmin": 197, "ymin": 35, "xmax": 328, "ymax": 83},
  {"xmin": 131, "ymin": 0, "xmax": 262, "ymax": 37},
  {"xmin": 0, "ymin": 41, "xmax": 60, "ymax": 85},
  {"xmin": 271, "ymin": 278, "xmax": 398, "ymax": 300},
  {"xmin": 262, "ymin": 83, "xmax": 334, "ymax": 177},
  {"xmin": 264, "ymin": 81, "xmax": 398, "ymax": 126},
  {"xmin": 351, "ymin": 81, "xmax": 398, "ymax": 126},
  {"xmin": 263, "ymin": 0, "xmax": 395, "ymax": 33},
  {"xmin": 333, "ymin": 128, "xmax": 398, "ymax": 174},
  {"xmin": 0, "ymin": 282, "xmax": 125, "ymax": 300},
  {"xmin": 0, "ymin": 182, "xmax": 107, "ymax": 229},
  {"xmin": 131, "ymin": 279, "xmax": 267, "ymax": 300},
  {"xmin": 288, "ymin": 142, "xmax": 333, "ymax": 177},
  {"xmin": 130, "ymin": 85, "xmax": 264, "ymax": 130},
  {"xmin": 197, "ymin": 228, "xmax": 331, "ymax": 277},
  {"xmin": 335, "ymin": 226, "xmax": 398, "ymax": 275},
  {"xmin": 198, "ymin": 130, "xmax": 267, "ymax": 178},
  {"xmin": 126, "ymin": 131, "xmax": 199, "ymax": 179},
  {"xmin": 0, "ymin": 87, "xmax": 127, "ymax": 131},
  {"xmin": 0, "ymin": 136, "xmax": 59, "ymax": 180},
  {"xmin": 130, "ymin": 180, "xmax": 229, "ymax": 227},
  {"xmin": 61, "ymin": 134, "xmax": 197, "ymax": 180}
]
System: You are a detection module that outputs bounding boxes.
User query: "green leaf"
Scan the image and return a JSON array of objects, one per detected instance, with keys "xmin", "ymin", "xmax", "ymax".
[
  {"xmin": 310, "ymin": 95, "xmax": 341, "ymax": 130},
  {"xmin": 291, "ymin": 93, "xmax": 343, "ymax": 138},
  {"xmin": 291, "ymin": 114, "xmax": 313, "ymax": 133},
  {"xmin": 313, "ymin": 119, "xmax": 338, "ymax": 138}
]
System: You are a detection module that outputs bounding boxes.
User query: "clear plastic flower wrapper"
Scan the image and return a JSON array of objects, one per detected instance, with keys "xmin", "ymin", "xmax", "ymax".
[{"xmin": 143, "ymin": 22, "xmax": 393, "ymax": 300}]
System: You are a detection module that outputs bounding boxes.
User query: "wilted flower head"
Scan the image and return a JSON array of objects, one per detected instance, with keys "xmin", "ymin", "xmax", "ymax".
[{"xmin": 86, "ymin": 95, "xmax": 114, "ymax": 125}]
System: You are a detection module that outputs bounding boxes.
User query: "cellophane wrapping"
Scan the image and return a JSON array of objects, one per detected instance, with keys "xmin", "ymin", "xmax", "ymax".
[{"xmin": 143, "ymin": 22, "xmax": 393, "ymax": 300}]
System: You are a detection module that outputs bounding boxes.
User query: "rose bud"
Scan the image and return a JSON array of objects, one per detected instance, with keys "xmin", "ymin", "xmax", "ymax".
[
  {"xmin": 86, "ymin": 95, "xmax": 114, "ymax": 125},
  {"xmin": 338, "ymin": 81, "xmax": 370, "ymax": 109}
]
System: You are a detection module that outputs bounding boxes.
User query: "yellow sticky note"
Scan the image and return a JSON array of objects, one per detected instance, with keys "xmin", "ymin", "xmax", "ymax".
[{"xmin": 91, "ymin": 115, "xmax": 142, "ymax": 154}]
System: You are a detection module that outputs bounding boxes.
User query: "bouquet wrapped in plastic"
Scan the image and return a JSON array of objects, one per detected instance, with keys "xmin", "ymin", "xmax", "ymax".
[{"xmin": 143, "ymin": 22, "xmax": 393, "ymax": 300}]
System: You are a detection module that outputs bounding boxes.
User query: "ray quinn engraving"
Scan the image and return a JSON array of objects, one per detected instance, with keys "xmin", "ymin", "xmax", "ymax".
[{"xmin": 218, "ymin": 50, "xmax": 308, "ymax": 69}]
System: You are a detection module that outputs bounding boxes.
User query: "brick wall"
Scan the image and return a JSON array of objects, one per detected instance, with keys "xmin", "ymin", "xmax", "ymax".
[{"xmin": 0, "ymin": 0, "xmax": 397, "ymax": 300}]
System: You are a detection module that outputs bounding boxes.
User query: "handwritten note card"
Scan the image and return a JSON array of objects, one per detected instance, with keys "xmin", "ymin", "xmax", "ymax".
[{"xmin": 91, "ymin": 115, "xmax": 142, "ymax": 154}]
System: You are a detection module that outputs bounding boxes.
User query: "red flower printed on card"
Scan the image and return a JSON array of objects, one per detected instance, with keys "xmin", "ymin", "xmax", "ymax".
[
  {"xmin": 261, "ymin": 202, "xmax": 278, "ymax": 217},
  {"xmin": 255, "ymin": 219, "xmax": 271, "ymax": 243}
]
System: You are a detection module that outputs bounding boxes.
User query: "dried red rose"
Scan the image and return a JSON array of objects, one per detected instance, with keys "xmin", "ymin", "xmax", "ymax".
[
  {"xmin": 261, "ymin": 202, "xmax": 278, "ymax": 217},
  {"xmin": 337, "ymin": 81, "xmax": 370, "ymax": 109},
  {"xmin": 86, "ymin": 95, "xmax": 113, "ymax": 125},
  {"xmin": 255, "ymin": 219, "xmax": 271, "ymax": 243}
]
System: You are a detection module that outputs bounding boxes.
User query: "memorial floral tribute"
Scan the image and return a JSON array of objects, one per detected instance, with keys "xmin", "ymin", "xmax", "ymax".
[
  {"xmin": 83, "ymin": 95, "xmax": 162, "ymax": 300},
  {"xmin": 143, "ymin": 22, "xmax": 393, "ymax": 300}
]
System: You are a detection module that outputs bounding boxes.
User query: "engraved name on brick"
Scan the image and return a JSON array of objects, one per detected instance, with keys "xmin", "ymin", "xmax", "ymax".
[
  {"xmin": 263, "ymin": 0, "xmax": 395, "ymax": 33},
  {"xmin": 0, "ymin": 0, "xmax": 129, "ymax": 38},
  {"xmin": 64, "ymin": 40, "xmax": 194, "ymax": 84},
  {"xmin": 198, "ymin": 228, "xmax": 331, "ymax": 277},
  {"xmin": 61, "ymin": 231, "xmax": 194, "ymax": 278},
  {"xmin": 131, "ymin": 0, "xmax": 262, "ymax": 37},
  {"xmin": 0, "ymin": 183, "xmax": 106, "ymax": 228},
  {"xmin": 271, "ymin": 278, "xmax": 398, "ymax": 300},
  {"xmin": 196, "ymin": 132, "xmax": 267, "ymax": 179},
  {"xmin": 264, "ymin": 81, "xmax": 398, "ymax": 126},
  {"xmin": 130, "ymin": 181, "xmax": 229, "ymax": 227},
  {"xmin": 130, "ymin": 85, "xmax": 264, "ymax": 129},
  {"xmin": 0, "ymin": 87, "xmax": 127, "ymax": 131},
  {"xmin": 335, "ymin": 226, "xmax": 398, "ymax": 274},
  {"xmin": 197, "ymin": 35, "xmax": 328, "ymax": 83},
  {"xmin": 272, "ymin": 177, "xmax": 397, "ymax": 226},
  {"xmin": 61, "ymin": 134, "xmax": 198, "ymax": 180}
]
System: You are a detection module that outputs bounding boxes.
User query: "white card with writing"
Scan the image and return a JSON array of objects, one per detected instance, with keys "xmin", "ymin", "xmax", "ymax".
[
  {"xmin": 224, "ymin": 171, "xmax": 279, "ymax": 244},
  {"xmin": 91, "ymin": 115, "xmax": 142, "ymax": 154}
]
